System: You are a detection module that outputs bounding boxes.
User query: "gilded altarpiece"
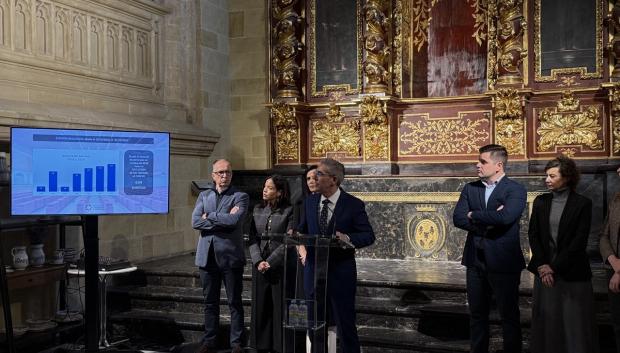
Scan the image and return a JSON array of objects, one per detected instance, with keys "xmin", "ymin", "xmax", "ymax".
[{"xmin": 269, "ymin": 0, "xmax": 617, "ymax": 166}]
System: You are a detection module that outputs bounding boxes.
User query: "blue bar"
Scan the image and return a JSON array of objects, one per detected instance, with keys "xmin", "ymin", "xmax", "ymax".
[
  {"xmin": 96, "ymin": 166, "xmax": 104, "ymax": 192},
  {"xmin": 36, "ymin": 186, "xmax": 45, "ymax": 192},
  {"xmin": 60, "ymin": 186, "xmax": 69, "ymax": 192},
  {"xmin": 73, "ymin": 173, "xmax": 81, "ymax": 192},
  {"xmin": 49, "ymin": 171, "xmax": 57, "ymax": 192},
  {"xmin": 85, "ymin": 168, "xmax": 93, "ymax": 192},
  {"xmin": 107, "ymin": 164, "xmax": 115, "ymax": 192}
]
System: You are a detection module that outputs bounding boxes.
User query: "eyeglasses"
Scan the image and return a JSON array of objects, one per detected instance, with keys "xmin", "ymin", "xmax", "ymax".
[
  {"xmin": 213, "ymin": 170, "xmax": 232, "ymax": 177},
  {"xmin": 316, "ymin": 170, "xmax": 331, "ymax": 177}
]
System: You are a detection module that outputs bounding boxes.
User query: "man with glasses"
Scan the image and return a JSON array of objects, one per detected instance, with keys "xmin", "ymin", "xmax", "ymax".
[
  {"xmin": 298, "ymin": 158, "xmax": 375, "ymax": 353},
  {"xmin": 192, "ymin": 159, "xmax": 249, "ymax": 353}
]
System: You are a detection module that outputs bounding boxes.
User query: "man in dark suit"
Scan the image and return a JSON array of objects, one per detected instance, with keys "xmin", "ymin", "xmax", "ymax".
[
  {"xmin": 298, "ymin": 158, "xmax": 375, "ymax": 353},
  {"xmin": 192, "ymin": 159, "xmax": 249, "ymax": 353},
  {"xmin": 453, "ymin": 144, "xmax": 527, "ymax": 353}
]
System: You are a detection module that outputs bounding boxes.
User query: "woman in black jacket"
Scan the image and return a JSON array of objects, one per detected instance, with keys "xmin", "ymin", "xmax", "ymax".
[
  {"xmin": 527, "ymin": 155, "xmax": 598, "ymax": 353},
  {"xmin": 249, "ymin": 175, "xmax": 294, "ymax": 353}
]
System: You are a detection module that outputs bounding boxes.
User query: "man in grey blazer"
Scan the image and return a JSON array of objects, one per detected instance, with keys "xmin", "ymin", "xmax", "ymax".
[{"xmin": 192, "ymin": 159, "xmax": 249, "ymax": 353}]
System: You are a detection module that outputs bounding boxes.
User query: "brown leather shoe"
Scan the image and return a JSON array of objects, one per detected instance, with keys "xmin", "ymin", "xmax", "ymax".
[
  {"xmin": 230, "ymin": 344, "xmax": 243, "ymax": 353},
  {"xmin": 195, "ymin": 343, "xmax": 210, "ymax": 353}
]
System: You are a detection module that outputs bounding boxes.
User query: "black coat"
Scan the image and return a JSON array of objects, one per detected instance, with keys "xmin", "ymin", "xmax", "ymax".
[{"xmin": 527, "ymin": 191, "xmax": 592, "ymax": 281}]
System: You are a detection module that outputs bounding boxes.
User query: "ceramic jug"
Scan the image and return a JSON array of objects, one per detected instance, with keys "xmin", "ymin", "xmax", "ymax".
[
  {"xmin": 29, "ymin": 243, "xmax": 45, "ymax": 267},
  {"xmin": 11, "ymin": 246, "xmax": 28, "ymax": 270}
]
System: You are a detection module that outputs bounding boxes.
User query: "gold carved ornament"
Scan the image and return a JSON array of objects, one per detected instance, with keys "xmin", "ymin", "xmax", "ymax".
[
  {"xmin": 272, "ymin": 0, "xmax": 303, "ymax": 98},
  {"xmin": 392, "ymin": 0, "xmax": 403, "ymax": 96},
  {"xmin": 360, "ymin": 96, "xmax": 390, "ymax": 160},
  {"xmin": 610, "ymin": 84, "xmax": 620, "ymax": 154},
  {"xmin": 270, "ymin": 102, "xmax": 299, "ymax": 161},
  {"xmin": 399, "ymin": 114, "xmax": 491, "ymax": 155},
  {"xmin": 536, "ymin": 91, "xmax": 603, "ymax": 152},
  {"xmin": 486, "ymin": 0, "xmax": 498, "ymax": 89},
  {"xmin": 493, "ymin": 88, "xmax": 525, "ymax": 155},
  {"xmin": 407, "ymin": 205, "xmax": 446, "ymax": 258},
  {"xmin": 495, "ymin": 0, "xmax": 527, "ymax": 86},
  {"xmin": 363, "ymin": 0, "xmax": 390, "ymax": 93},
  {"xmin": 312, "ymin": 100, "xmax": 362, "ymax": 158}
]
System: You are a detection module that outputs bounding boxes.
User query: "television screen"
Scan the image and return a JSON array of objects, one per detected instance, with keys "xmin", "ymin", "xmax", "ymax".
[{"xmin": 10, "ymin": 127, "xmax": 170, "ymax": 215}]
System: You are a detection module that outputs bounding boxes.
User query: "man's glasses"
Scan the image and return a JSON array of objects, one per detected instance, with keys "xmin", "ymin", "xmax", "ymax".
[
  {"xmin": 316, "ymin": 170, "xmax": 331, "ymax": 177},
  {"xmin": 213, "ymin": 170, "xmax": 232, "ymax": 177}
]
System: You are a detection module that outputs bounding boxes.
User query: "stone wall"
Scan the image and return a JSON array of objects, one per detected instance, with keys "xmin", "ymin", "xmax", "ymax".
[
  {"xmin": 229, "ymin": 0, "xmax": 270, "ymax": 169},
  {"xmin": 0, "ymin": 0, "xmax": 220, "ymax": 262}
]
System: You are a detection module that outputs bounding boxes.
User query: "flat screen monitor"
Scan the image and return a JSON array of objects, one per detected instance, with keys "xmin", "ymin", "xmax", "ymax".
[{"xmin": 10, "ymin": 127, "xmax": 170, "ymax": 215}]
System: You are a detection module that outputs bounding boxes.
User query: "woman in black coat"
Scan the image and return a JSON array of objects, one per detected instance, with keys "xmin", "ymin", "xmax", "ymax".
[
  {"xmin": 249, "ymin": 175, "xmax": 294, "ymax": 353},
  {"xmin": 527, "ymin": 155, "xmax": 598, "ymax": 353}
]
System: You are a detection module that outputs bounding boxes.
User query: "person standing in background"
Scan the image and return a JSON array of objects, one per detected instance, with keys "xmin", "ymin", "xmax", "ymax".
[
  {"xmin": 528, "ymin": 155, "xmax": 598, "ymax": 353},
  {"xmin": 453, "ymin": 144, "xmax": 526, "ymax": 353},
  {"xmin": 249, "ymin": 175, "xmax": 295, "ymax": 353},
  {"xmin": 192, "ymin": 159, "xmax": 248, "ymax": 353},
  {"xmin": 600, "ymin": 165, "xmax": 620, "ymax": 352}
]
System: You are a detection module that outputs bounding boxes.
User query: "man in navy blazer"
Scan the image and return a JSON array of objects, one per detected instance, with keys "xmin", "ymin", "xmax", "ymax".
[
  {"xmin": 192, "ymin": 159, "xmax": 249, "ymax": 353},
  {"xmin": 298, "ymin": 158, "xmax": 375, "ymax": 353},
  {"xmin": 453, "ymin": 145, "xmax": 526, "ymax": 353}
]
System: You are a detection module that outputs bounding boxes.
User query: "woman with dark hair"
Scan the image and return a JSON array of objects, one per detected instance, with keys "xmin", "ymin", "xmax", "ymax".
[
  {"xmin": 296, "ymin": 165, "xmax": 318, "ymax": 265},
  {"xmin": 249, "ymin": 175, "xmax": 294, "ymax": 353},
  {"xmin": 528, "ymin": 155, "xmax": 598, "ymax": 353},
  {"xmin": 600, "ymin": 165, "xmax": 620, "ymax": 352}
]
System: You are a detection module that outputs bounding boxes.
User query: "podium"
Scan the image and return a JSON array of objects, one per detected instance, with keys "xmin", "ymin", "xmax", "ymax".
[{"xmin": 258, "ymin": 233, "xmax": 352, "ymax": 353}]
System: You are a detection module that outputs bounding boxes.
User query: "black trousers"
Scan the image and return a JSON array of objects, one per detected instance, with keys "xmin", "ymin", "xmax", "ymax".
[
  {"xmin": 251, "ymin": 266, "xmax": 283, "ymax": 353},
  {"xmin": 199, "ymin": 245, "xmax": 244, "ymax": 347},
  {"xmin": 466, "ymin": 267, "xmax": 521, "ymax": 353}
]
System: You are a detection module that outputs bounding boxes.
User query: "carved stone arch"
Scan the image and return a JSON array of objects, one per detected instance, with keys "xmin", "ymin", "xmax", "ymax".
[
  {"xmin": 54, "ymin": 7, "xmax": 69, "ymax": 60},
  {"xmin": 35, "ymin": 1, "xmax": 52, "ymax": 56},
  {"xmin": 106, "ymin": 22, "xmax": 119, "ymax": 71},
  {"xmin": 14, "ymin": 0, "xmax": 32, "ymax": 52},
  {"xmin": 71, "ymin": 12, "xmax": 87, "ymax": 64},
  {"xmin": 136, "ymin": 30, "xmax": 149, "ymax": 77},
  {"xmin": 120, "ymin": 26, "xmax": 133, "ymax": 73},
  {"xmin": 89, "ymin": 17, "xmax": 103, "ymax": 67},
  {"xmin": 0, "ymin": 0, "xmax": 10, "ymax": 47}
]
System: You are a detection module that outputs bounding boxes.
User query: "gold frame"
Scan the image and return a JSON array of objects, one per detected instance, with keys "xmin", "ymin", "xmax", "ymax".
[
  {"xmin": 308, "ymin": 0, "xmax": 363, "ymax": 97},
  {"xmin": 533, "ymin": 0, "xmax": 603, "ymax": 82}
]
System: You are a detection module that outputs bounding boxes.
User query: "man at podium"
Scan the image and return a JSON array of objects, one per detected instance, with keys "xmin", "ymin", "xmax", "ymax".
[{"xmin": 297, "ymin": 158, "xmax": 375, "ymax": 353}]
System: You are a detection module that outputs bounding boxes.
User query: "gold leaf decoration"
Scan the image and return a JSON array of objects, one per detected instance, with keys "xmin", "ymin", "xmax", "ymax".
[
  {"xmin": 363, "ymin": 0, "xmax": 390, "ymax": 93},
  {"xmin": 400, "ymin": 115, "xmax": 490, "ymax": 155},
  {"xmin": 270, "ymin": 102, "xmax": 299, "ymax": 161},
  {"xmin": 360, "ymin": 96, "xmax": 390, "ymax": 160},
  {"xmin": 311, "ymin": 120, "xmax": 361, "ymax": 158},
  {"xmin": 272, "ymin": 0, "xmax": 303, "ymax": 98},
  {"xmin": 613, "ymin": 115, "xmax": 620, "ymax": 154},
  {"xmin": 411, "ymin": 0, "xmax": 439, "ymax": 52},
  {"xmin": 611, "ymin": 84, "xmax": 620, "ymax": 118},
  {"xmin": 325, "ymin": 103, "xmax": 345, "ymax": 123},
  {"xmin": 495, "ymin": 117, "xmax": 524, "ymax": 155},
  {"xmin": 392, "ymin": 0, "xmax": 403, "ymax": 95},
  {"xmin": 493, "ymin": 88, "xmax": 522, "ymax": 119},
  {"xmin": 536, "ymin": 93, "xmax": 603, "ymax": 152},
  {"xmin": 468, "ymin": 0, "xmax": 488, "ymax": 46}
]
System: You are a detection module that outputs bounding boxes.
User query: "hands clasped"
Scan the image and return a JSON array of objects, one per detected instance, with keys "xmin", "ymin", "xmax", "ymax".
[{"xmin": 537, "ymin": 264, "xmax": 554, "ymax": 288}]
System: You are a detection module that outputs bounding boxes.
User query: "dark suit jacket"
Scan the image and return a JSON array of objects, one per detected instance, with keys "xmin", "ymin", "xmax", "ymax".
[
  {"xmin": 453, "ymin": 176, "xmax": 527, "ymax": 273},
  {"xmin": 192, "ymin": 184, "xmax": 249, "ymax": 269},
  {"xmin": 298, "ymin": 190, "xmax": 375, "ymax": 260},
  {"xmin": 248, "ymin": 204, "xmax": 295, "ymax": 269},
  {"xmin": 527, "ymin": 191, "xmax": 592, "ymax": 281}
]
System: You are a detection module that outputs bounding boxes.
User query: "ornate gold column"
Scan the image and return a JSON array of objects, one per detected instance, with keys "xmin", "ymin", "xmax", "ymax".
[
  {"xmin": 272, "ymin": 0, "xmax": 304, "ymax": 99},
  {"xmin": 392, "ymin": 0, "xmax": 403, "ymax": 96},
  {"xmin": 270, "ymin": 102, "xmax": 300, "ymax": 163},
  {"xmin": 363, "ymin": 0, "xmax": 390, "ymax": 94},
  {"xmin": 492, "ymin": 88, "xmax": 525, "ymax": 156},
  {"xmin": 360, "ymin": 95, "xmax": 390, "ymax": 160},
  {"xmin": 610, "ymin": 84, "xmax": 620, "ymax": 154},
  {"xmin": 489, "ymin": 0, "xmax": 527, "ymax": 88}
]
